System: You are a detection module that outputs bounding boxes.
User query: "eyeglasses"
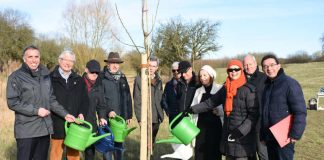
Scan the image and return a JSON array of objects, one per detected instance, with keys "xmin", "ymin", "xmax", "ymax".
[
  {"xmin": 60, "ymin": 58, "xmax": 75, "ymax": 63},
  {"xmin": 89, "ymin": 72, "xmax": 99, "ymax": 74},
  {"xmin": 172, "ymin": 69, "xmax": 178, "ymax": 73},
  {"xmin": 227, "ymin": 68, "xmax": 241, "ymax": 72},
  {"xmin": 262, "ymin": 63, "xmax": 277, "ymax": 69}
]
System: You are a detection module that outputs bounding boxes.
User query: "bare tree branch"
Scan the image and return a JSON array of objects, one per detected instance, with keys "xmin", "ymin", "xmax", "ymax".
[
  {"xmin": 110, "ymin": 31, "xmax": 144, "ymax": 49},
  {"xmin": 114, "ymin": 3, "xmax": 142, "ymax": 54},
  {"xmin": 147, "ymin": 0, "xmax": 160, "ymax": 36}
]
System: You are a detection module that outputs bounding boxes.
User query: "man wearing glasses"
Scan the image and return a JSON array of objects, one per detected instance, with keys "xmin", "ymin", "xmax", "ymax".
[
  {"xmin": 162, "ymin": 61, "xmax": 181, "ymax": 123},
  {"xmin": 260, "ymin": 54, "xmax": 307, "ymax": 160},
  {"xmin": 49, "ymin": 50, "xmax": 88, "ymax": 160}
]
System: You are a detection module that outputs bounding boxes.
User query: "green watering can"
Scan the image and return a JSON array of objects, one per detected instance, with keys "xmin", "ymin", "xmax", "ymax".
[
  {"xmin": 64, "ymin": 119, "xmax": 110, "ymax": 151},
  {"xmin": 156, "ymin": 112, "xmax": 200, "ymax": 145},
  {"xmin": 109, "ymin": 115, "xmax": 136, "ymax": 142}
]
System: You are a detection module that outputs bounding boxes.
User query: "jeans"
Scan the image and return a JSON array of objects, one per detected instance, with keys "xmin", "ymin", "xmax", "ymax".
[
  {"xmin": 84, "ymin": 145, "xmax": 95, "ymax": 160},
  {"xmin": 103, "ymin": 142, "xmax": 123, "ymax": 160},
  {"xmin": 266, "ymin": 140, "xmax": 295, "ymax": 160},
  {"xmin": 16, "ymin": 135, "xmax": 50, "ymax": 160}
]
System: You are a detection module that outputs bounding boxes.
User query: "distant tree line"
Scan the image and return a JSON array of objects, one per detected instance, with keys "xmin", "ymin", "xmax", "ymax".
[{"xmin": 1, "ymin": 4, "xmax": 324, "ymax": 75}]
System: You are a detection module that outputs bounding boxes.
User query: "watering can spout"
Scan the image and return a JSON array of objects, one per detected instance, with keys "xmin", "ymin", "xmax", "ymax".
[
  {"xmin": 126, "ymin": 127, "xmax": 137, "ymax": 136},
  {"xmin": 156, "ymin": 136, "xmax": 182, "ymax": 144},
  {"xmin": 86, "ymin": 133, "xmax": 111, "ymax": 148}
]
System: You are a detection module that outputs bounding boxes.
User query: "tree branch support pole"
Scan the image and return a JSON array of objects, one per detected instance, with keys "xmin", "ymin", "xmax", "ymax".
[{"xmin": 140, "ymin": 0, "xmax": 150, "ymax": 159}]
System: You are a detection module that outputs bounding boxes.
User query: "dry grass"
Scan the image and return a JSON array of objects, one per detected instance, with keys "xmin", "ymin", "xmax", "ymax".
[{"xmin": 1, "ymin": 62, "xmax": 324, "ymax": 160}]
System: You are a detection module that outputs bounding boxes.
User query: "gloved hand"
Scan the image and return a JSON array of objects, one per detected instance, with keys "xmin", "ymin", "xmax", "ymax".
[
  {"xmin": 230, "ymin": 128, "xmax": 243, "ymax": 139},
  {"xmin": 183, "ymin": 107, "xmax": 193, "ymax": 115}
]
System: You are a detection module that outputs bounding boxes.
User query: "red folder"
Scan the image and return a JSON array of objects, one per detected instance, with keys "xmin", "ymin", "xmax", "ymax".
[{"xmin": 269, "ymin": 114, "xmax": 293, "ymax": 148}]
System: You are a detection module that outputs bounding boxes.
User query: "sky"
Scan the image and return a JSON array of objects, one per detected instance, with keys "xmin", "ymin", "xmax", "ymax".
[{"xmin": 1, "ymin": 0, "xmax": 324, "ymax": 59}]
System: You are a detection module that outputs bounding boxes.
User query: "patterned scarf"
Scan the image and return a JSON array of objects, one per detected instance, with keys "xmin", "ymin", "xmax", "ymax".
[
  {"xmin": 224, "ymin": 60, "xmax": 246, "ymax": 116},
  {"xmin": 108, "ymin": 67, "xmax": 122, "ymax": 81}
]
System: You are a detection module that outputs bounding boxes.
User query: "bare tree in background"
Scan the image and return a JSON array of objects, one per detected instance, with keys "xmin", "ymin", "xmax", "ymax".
[
  {"xmin": 63, "ymin": 0, "xmax": 115, "ymax": 48},
  {"xmin": 62, "ymin": 0, "xmax": 116, "ymax": 69}
]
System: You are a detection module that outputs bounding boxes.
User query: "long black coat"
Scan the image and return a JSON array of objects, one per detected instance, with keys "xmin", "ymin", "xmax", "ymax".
[
  {"xmin": 50, "ymin": 66, "xmax": 89, "ymax": 139},
  {"xmin": 245, "ymin": 69, "xmax": 266, "ymax": 132},
  {"xmin": 82, "ymin": 74, "xmax": 106, "ymax": 132},
  {"xmin": 192, "ymin": 84, "xmax": 259, "ymax": 158},
  {"xmin": 176, "ymin": 72, "xmax": 199, "ymax": 112},
  {"xmin": 101, "ymin": 67, "xmax": 133, "ymax": 120}
]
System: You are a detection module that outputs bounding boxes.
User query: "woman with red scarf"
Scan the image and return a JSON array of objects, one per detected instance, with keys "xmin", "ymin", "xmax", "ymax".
[{"xmin": 189, "ymin": 60, "xmax": 259, "ymax": 160}]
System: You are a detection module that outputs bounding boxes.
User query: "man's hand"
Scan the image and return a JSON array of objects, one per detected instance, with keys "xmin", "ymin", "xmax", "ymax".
[
  {"xmin": 100, "ymin": 118, "xmax": 107, "ymax": 126},
  {"xmin": 126, "ymin": 119, "xmax": 132, "ymax": 125},
  {"xmin": 108, "ymin": 111, "xmax": 116, "ymax": 118},
  {"xmin": 78, "ymin": 114, "xmax": 84, "ymax": 120},
  {"xmin": 65, "ymin": 114, "xmax": 76, "ymax": 122},
  {"xmin": 38, "ymin": 108, "xmax": 50, "ymax": 117},
  {"xmin": 289, "ymin": 137, "xmax": 297, "ymax": 144}
]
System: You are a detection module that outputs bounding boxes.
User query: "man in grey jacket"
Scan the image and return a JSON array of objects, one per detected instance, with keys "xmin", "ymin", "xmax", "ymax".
[
  {"xmin": 6, "ymin": 45, "xmax": 75, "ymax": 160},
  {"xmin": 133, "ymin": 56, "xmax": 164, "ymax": 144}
]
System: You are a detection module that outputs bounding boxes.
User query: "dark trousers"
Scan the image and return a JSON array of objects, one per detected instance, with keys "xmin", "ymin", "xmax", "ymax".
[
  {"xmin": 16, "ymin": 135, "xmax": 50, "ymax": 160},
  {"xmin": 84, "ymin": 145, "xmax": 95, "ymax": 160},
  {"xmin": 152, "ymin": 123, "xmax": 160, "ymax": 143},
  {"xmin": 103, "ymin": 142, "xmax": 123, "ymax": 160},
  {"xmin": 256, "ymin": 133, "xmax": 268, "ymax": 160},
  {"xmin": 266, "ymin": 140, "xmax": 294, "ymax": 160}
]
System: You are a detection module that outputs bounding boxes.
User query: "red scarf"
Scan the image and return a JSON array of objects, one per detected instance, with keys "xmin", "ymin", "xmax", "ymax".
[
  {"xmin": 224, "ymin": 60, "xmax": 246, "ymax": 116},
  {"xmin": 83, "ymin": 76, "xmax": 96, "ymax": 92}
]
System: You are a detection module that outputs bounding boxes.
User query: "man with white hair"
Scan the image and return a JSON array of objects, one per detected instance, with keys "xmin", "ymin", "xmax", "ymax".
[
  {"xmin": 243, "ymin": 54, "xmax": 268, "ymax": 160},
  {"xmin": 49, "ymin": 50, "xmax": 88, "ymax": 160},
  {"xmin": 162, "ymin": 62, "xmax": 181, "ymax": 123}
]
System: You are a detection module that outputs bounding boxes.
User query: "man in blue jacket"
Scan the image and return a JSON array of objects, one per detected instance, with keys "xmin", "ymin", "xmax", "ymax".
[
  {"xmin": 260, "ymin": 54, "xmax": 307, "ymax": 160},
  {"xmin": 161, "ymin": 61, "xmax": 181, "ymax": 123}
]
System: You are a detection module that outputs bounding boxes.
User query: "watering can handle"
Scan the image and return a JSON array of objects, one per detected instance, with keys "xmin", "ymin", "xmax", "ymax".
[
  {"xmin": 64, "ymin": 118, "xmax": 93, "ymax": 133},
  {"xmin": 111, "ymin": 115, "xmax": 126, "ymax": 125},
  {"xmin": 169, "ymin": 112, "xmax": 193, "ymax": 131}
]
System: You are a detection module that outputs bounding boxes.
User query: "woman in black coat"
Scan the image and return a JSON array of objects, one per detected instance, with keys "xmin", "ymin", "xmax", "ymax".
[{"xmin": 190, "ymin": 60, "xmax": 259, "ymax": 160}]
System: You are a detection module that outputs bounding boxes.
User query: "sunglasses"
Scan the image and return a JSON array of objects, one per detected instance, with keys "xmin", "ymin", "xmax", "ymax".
[
  {"xmin": 172, "ymin": 69, "xmax": 178, "ymax": 73},
  {"xmin": 90, "ymin": 72, "xmax": 99, "ymax": 74},
  {"xmin": 227, "ymin": 68, "xmax": 241, "ymax": 72}
]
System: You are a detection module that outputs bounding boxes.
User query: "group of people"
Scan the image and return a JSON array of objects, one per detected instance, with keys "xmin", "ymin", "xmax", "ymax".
[
  {"xmin": 7, "ymin": 45, "xmax": 132, "ymax": 160},
  {"xmin": 7, "ymin": 44, "xmax": 307, "ymax": 160}
]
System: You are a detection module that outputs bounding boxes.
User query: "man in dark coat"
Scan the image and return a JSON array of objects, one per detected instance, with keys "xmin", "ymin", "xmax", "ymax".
[
  {"xmin": 260, "ymin": 54, "xmax": 307, "ymax": 160},
  {"xmin": 133, "ymin": 56, "xmax": 164, "ymax": 145},
  {"xmin": 243, "ymin": 54, "xmax": 268, "ymax": 160},
  {"xmin": 82, "ymin": 60, "xmax": 106, "ymax": 160},
  {"xmin": 176, "ymin": 61, "xmax": 199, "ymax": 112},
  {"xmin": 161, "ymin": 61, "xmax": 181, "ymax": 123},
  {"xmin": 49, "ymin": 50, "xmax": 88, "ymax": 160},
  {"xmin": 7, "ymin": 45, "xmax": 75, "ymax": 160},
  {"xmin": 101, "ymin": 52, "xmax": 133, "ymax": 160}
]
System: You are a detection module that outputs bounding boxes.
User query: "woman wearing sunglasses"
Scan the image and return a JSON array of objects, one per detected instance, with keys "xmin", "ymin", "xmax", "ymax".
[{"xmin": 188, "ymin": 59, "xmax": 259, "ymax": 160}]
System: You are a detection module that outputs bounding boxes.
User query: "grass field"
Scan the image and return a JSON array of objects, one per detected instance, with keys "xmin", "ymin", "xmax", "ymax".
[{"xmin": 1, "ymin": 62, "xmax": 324, "ymax": 160}]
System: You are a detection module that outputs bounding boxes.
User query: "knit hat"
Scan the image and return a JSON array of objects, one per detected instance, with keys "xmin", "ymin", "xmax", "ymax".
[
  {"xmin": 200, "ymin": 65, "xmax": 217, "ymax": 79},
  {"xmin": 227, "ymin": 59, "xmax": 243, "ymax": 71}
]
